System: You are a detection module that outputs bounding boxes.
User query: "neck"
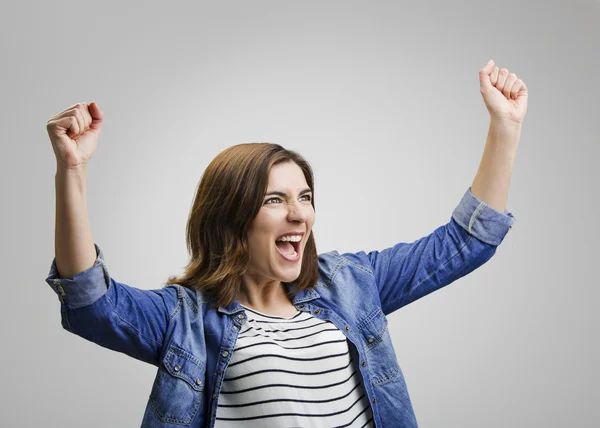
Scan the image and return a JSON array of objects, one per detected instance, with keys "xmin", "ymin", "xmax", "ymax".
[{"xmin": 237, "ymin": 277, "xmax": 292, "ymax": 310}]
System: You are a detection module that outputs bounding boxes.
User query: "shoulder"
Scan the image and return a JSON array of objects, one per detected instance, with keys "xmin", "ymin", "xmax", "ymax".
[
  {"xmin": 316, "ymin": 250, "xmax": 380, "ymax": 309},
  {"xmin": 160, "ymin": 283, "xmax": 205, "ymax": 319},
  {"xmin": 317, "ymin": 249, "xmax": 375, "ymax": 286}
]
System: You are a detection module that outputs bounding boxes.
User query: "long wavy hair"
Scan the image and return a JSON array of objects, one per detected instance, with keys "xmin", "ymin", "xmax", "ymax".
[{"xmin": 165, "ymin": 142, "xmax": 319, "ymax": 310}]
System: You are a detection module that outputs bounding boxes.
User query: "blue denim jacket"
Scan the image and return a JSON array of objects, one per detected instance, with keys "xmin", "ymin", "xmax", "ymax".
[{"xmin": 45, "ymin": 187, "xmax": 514, "ymax": 427}]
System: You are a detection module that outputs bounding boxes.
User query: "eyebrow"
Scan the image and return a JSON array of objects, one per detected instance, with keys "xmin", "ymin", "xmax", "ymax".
[{"xmin": 265, "ymin": 188, "xmax": 312, "ymax": 197}]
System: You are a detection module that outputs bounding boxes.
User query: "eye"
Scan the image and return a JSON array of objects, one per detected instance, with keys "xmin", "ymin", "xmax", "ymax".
[
  {"xmin": 264, "ymin": 194, "xmax": 312, "ymax": 205},
  {"xmin": 264, "ymin": 197, "xmax": 282, "ymax": 204}
]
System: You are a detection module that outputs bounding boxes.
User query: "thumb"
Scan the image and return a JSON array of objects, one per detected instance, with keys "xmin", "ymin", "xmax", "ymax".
[
  {"xmin": 479, "ymin": 59, "xmax": 495, "ymax": 92},
  {"xmin": 87, "ymin": 101, "xmax": 104, "ymax": 132}
]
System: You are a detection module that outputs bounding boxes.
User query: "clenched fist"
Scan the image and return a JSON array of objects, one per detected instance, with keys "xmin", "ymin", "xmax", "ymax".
[
  {"xmin": 479, "ymin": 60, "xmax": 528, "ymax": 124},
  {"xmin": 46, "ymin": 102, "xmax": 104, "ymax": 169}
]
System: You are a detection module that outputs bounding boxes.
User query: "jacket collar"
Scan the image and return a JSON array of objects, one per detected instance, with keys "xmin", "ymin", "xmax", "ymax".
[{"xmin": 217, "ymin": 281, "xmax": 320, "ymax": 315}]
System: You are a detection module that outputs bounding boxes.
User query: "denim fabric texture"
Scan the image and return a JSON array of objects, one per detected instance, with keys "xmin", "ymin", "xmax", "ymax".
[{"xmin": 45, "ymin": 186, "xmax": 515, "ymax": 427}]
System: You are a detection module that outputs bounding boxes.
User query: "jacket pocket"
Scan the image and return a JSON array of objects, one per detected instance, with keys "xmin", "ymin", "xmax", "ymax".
[
  {"xmin": 149, "ymin": 344, "xmax": 205, "ymax": 425},
  {"xmin": 358, "ymin": 307, "xmax": 389, "ymax": 352},
  {"xmin": 357, "ymin": 307, "xmax": 403, "ymax": 386}
]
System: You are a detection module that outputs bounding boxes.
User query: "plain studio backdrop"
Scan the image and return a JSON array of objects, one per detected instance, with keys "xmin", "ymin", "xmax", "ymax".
[{"xmin": 1, "ymin": 0, "xmax": 597, "ymax": 427}]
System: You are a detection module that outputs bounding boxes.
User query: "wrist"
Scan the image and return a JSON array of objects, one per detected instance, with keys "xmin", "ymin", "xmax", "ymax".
[
  {"xmin": 490, "ymin": 116, "xmax": 523, "ymax": 130},
  {"xmin": 56, "ymin": 163, "xmax": 88, "ymax": 175}
]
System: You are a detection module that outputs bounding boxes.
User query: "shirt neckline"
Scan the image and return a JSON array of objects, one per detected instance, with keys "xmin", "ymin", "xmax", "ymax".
[{"xmin": 239, "ymin": 303, "xmax": 301, "ymax": 320}]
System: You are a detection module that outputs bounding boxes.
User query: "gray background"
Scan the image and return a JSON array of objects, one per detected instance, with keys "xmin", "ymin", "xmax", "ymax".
[{"xmin": 1, "ymin": 0, "xmax": 598, "ymax": 426}]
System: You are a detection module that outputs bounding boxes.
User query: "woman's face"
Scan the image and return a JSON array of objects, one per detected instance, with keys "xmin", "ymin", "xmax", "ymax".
[{"xmin": 245, "ymin": 161, "xmax": 315, "ymax": 286}]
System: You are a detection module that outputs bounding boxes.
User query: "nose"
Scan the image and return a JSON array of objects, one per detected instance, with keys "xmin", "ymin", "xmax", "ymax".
[{"xmin": 286, "ymin": 200, "xmax": 308, "ymax": 223}]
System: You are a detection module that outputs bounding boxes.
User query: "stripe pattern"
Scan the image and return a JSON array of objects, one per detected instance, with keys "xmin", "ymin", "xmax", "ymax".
[{"xmin": 214, "ymin": 304, "xmax": 375, "ymax": 427}]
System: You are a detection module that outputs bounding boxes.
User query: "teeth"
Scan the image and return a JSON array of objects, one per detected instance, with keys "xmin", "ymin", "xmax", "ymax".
[{"xmin": 276, "ymin": 235, "xmax": 302, "ymax": 242}]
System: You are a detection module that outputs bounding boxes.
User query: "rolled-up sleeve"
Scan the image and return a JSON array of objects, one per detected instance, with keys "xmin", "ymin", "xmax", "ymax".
[
  {"xmin": 45, "ymin": 243, "xmax": 112, "ymax": 309},
  {"xmin": 451, "ymin": 186, "xmax": 515, "ymax": 246},
  {"xmin": 44, "ymin": 243, "xmax": 180, "ymax": 367},
  {"xmin": 342, "ymin": 187, "xmax": 516, "ymax": 316}
]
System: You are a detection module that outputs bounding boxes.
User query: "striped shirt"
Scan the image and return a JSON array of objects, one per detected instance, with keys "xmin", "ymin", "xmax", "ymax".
[{"xmin": 214, "ymin": 304, "xmax": 375, "ymax": 427}]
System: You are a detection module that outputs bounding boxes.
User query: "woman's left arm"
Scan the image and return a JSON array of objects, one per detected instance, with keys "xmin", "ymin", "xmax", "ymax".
[
  {"xmin": 338, "ymin": 61, "xmax": 527, "ymax": 315},
  {"xmin": 471, "ymin": 59, "xmax": 528, "ymax": 213}
]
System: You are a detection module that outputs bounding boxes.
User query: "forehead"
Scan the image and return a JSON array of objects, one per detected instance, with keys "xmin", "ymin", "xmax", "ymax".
[{"xmin": 266, "ymin": 162, "xmax": 308, "ymax": 190}]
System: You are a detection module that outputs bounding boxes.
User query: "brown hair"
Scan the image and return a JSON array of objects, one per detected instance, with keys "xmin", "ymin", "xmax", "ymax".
[{"xmin": 164, "ymin": 142, "xmax": 318, "ymax": 310}]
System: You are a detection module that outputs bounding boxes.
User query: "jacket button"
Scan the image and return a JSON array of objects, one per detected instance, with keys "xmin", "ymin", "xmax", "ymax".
[
  {"xmin": 213, "ymin": 393, "xmax": 217, "ymax": 399},
  {"xmin": 314, "ymin": 309, "xmax": 320, "ymax": 314},
  {"xmin": 174, "ymin": 365, "xmax": 181, "ymax": 372},
  {"xmin": 368, "ymin": 336, "xmax": 374, "ymax": 343},
  {"xmin": 238, "ymin": 314, "xmax": 245, "ymax": 319},
  {"xmin": 361, "ymin": 361, "xmax": 366, "ymax": 367},
  {"xmin": 196, "ymin": 378, "xmax": 202, "ymax": 385},
  {"xmin": 372, "ymin": 398, "xmax": 376, "ymax": 404},
  {"xmin": 298, "ymin": 304, "xmax": 305, "ymax": 309},
  {"xmin": 222, "ymin": 351, "xmax": 229, "ymax": 357},
  {"xmin": 345, "ymin": 326, "xmax": 350, "ymax": 331}
]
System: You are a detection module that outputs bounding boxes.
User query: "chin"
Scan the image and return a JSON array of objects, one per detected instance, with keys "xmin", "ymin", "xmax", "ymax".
[
  {"xmin": 281, "ymin": 271, "xmax": 301, "ymax": 281},
  {"xmin": 279, "ymin": 268, "xmax": 302, "ymax": 283}
]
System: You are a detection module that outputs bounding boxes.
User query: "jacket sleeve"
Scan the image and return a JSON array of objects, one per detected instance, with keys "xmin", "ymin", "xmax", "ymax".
[
  {"xmin": 44, "ymin": 243, "xmax": 180, "ymax": 367},
  {"xmin": 341, "ymin": 187, "xmax": 516, "ymax": 316}
]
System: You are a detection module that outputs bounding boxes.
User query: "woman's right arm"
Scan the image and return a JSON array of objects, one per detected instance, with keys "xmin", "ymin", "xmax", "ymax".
[
  {"xmin": 54, "ymin": 165, "xmax": 96, "ymax": 279},
  {"xmin": 45, "ymin": 102, "xmax": 181, "ymax": 367}
]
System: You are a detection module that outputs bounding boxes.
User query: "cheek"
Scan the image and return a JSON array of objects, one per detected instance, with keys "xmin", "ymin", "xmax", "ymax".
[
  {"xmin": 307, "ymin": 215, "xmax": 316, "ymax": 230},
  {"xmin": 250, "ymin": 232, "xmax": 275, "ymax": 256},
  {"xmin": 249, "ymin": 234, "xmax": 272, "ymax": 250}
]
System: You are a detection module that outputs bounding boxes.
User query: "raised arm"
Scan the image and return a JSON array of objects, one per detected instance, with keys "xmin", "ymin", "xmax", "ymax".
[
  {"xmin": 341, "ymin": 61, "xmax": 527, "ymax": 315},
  {"xmin": 472, "ymin": 59, "xmax": 527, "ymax": 211},
  {"xmin": 45, "ymin": 102, "xmax": 180, "ymax": 367},
  {"xmin": 54, "ymin": 165, "xmax": 96, "ymax": 281},
  {"xmin": 342, "ymin": 187, "xmax": 515, "ymax": 316}
]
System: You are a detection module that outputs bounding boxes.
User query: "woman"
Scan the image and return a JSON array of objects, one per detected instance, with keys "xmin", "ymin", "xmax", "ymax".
[{"xmin": 44, "ymin": 60, "xmax": 526, "ymax": 428}]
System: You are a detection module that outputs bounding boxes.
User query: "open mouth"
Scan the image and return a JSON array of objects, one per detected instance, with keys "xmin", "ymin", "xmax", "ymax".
[{"xmin": 275, "ymin": 238, "xmax": 301, "ymax": 261}]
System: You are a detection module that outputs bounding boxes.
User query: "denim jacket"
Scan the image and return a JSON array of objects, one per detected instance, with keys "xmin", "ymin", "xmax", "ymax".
[{"xmin": 45, "ymin": 187, "xmax": 514, "ymax": 427}]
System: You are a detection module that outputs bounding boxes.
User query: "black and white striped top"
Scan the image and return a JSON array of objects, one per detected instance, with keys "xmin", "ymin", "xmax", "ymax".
[{"xmin": 214, "ymin": 304, "xmax": 375, "ymax": 427}]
